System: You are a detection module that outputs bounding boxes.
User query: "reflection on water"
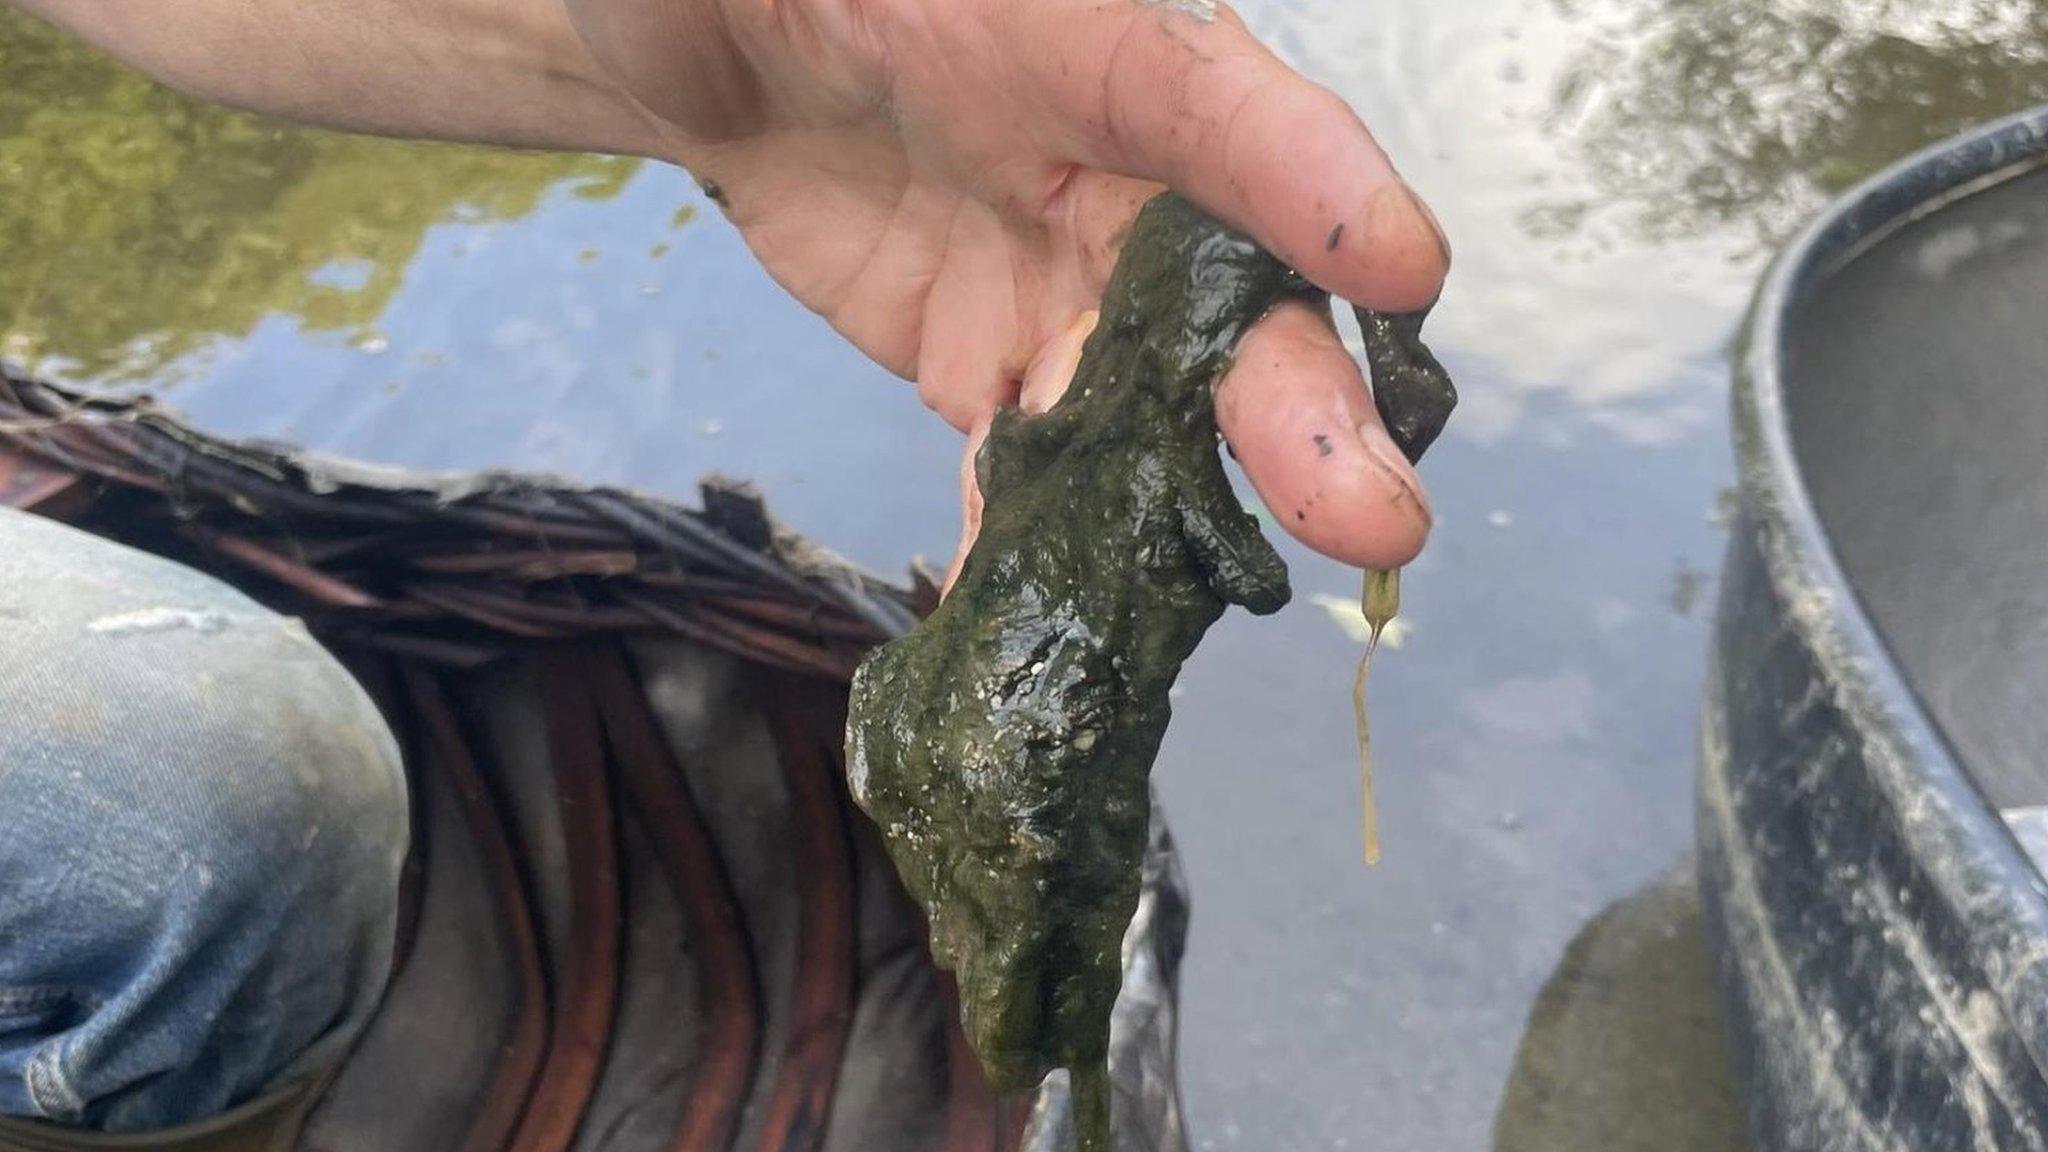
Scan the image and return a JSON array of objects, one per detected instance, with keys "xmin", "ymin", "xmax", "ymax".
[
  {"xmin": 1301, "ymin": 0, "xmax": 2048, "ymax": 449},
  {"xmin": 1539, "ymin": 0, "xmax": 2048, "ymax": 246},
  {"xmin": 1493, "ymin": 861, "xmax": 1751, "ymax": 1151},
  {"xmin": 0, "ymin": 7, "xmax": 635, "ymax": 382}
]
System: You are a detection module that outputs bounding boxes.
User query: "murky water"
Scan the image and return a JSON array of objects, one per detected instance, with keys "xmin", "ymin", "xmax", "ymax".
[{"xmin": 6, "ymin": 0, "xmax": 2047, "ymax": 1146}]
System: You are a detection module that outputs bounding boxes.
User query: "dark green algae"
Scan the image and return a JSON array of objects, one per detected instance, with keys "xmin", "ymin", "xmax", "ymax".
[{"xmin": 845, "ymin": 192, "xmax": 1455, "ymax": 1149}]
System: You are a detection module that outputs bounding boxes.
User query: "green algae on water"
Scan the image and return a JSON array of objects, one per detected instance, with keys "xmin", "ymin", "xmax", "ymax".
[{"xmin": 0, "ymin": 7, "xmax": 632, "ymax": 383}]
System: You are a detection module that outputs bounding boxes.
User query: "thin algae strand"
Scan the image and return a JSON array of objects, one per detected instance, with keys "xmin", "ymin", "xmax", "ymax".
[{"xmin": 1354, "ymin": 567, "xmax": 1401, "ymax": 865}]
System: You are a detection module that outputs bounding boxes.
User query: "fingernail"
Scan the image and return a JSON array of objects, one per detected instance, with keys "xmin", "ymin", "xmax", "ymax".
[
  {"xmin": 1358, "ymin": 420, "xmax": 1434, "ymax": 527},
  {"xmin": 1020, "ymin": 311, "xmax": 1100, "ymax": 414},
  {"xmin": 1400, "ymin": 181, "xmax": 1452, "ymax": 269}
]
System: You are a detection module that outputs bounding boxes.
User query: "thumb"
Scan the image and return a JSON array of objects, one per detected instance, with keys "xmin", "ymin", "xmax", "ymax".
[{"xmin": 940, "ymin": 312, "xmax": 1099, "ymax": 595}]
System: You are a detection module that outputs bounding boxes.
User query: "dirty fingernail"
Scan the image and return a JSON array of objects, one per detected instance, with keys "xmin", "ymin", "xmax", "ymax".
[
  {"xmin": 1358, "ymin": 420, "xmax": 1434, "ymax": 526},
  {"xmin": 1402, "ymin": 182, "xmax": 1452, "ymax": 268}
]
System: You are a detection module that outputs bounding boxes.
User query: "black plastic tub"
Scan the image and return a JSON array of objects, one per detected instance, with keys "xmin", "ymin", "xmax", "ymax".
[{"xmin": 1701, "ymin": 106, "xmax": 2048, "ymax": 1150}]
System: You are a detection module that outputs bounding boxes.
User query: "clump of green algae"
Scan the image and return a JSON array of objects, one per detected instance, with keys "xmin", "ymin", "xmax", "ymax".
[{"xmin": 846, "ymin": 192, "xmax": 1456, "ymax": 1151}]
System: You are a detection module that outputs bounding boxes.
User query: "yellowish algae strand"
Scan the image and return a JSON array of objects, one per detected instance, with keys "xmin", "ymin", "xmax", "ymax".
[{"xmin": 1354, "ymin": 567, "xmax": 1401, "ymax": 865}]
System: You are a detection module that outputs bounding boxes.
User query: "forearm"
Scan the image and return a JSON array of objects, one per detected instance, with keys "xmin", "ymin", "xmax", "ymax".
[{"xmin": 11, "ymin": 0, "xmax": 683, "ymax": 160}]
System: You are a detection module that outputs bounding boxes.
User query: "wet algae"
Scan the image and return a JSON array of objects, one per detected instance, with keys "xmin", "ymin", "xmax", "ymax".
[
  {"xmin": 846, "ymin": 192, "xmax": 1454, "ymax": 1149},
  {"xmin": 1357, "ymin": 305, "xmax": 1457, "ymax": 464}
]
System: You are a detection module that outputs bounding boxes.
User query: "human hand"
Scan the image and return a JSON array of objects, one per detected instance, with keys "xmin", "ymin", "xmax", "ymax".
[{"xmin": 565, "ymin": 0, "xmax": 1450, "ymax": 576}]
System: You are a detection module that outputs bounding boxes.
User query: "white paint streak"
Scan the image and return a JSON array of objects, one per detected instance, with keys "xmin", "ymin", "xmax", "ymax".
[
  {"xmin": 1698, "ymin": 704, "xmax": 1902, "ymax": 1150},
  {"xmin": 1864, "ymin": 868, "xmax": 2025, "ymax": 1148},
  {"xmin": 87, "ymin": 607, "xmax": 234, "ymax": 637},
  {"xmin": 2002, "ymin": 807, "xmax": 2048, "ymax": 877}
]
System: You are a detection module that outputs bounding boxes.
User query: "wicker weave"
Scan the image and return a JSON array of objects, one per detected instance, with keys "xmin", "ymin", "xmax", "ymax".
[
  {"xmin": 0, "ymin": 365, "xmax": 1195, "ymax": 1152},
  {"xmin": 0, "ymin": 368, "xmax": 931, "ymax": 679}
]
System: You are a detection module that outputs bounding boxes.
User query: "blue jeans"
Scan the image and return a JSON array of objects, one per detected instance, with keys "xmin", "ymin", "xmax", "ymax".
[{"xmin": 0, "ymin": 507, "xmax": 409, "ymax": 1133}]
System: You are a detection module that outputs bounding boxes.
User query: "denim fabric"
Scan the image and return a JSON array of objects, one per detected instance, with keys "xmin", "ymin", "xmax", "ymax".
[{"xmin": 0, "ymin": 507, "xmax": 409, "ymax": 1133}]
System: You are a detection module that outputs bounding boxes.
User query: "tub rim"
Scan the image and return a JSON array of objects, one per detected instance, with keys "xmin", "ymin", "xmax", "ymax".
[{"xmin": 1729, "ymin": 101, "xmax": 2048, "ymax": 1061}]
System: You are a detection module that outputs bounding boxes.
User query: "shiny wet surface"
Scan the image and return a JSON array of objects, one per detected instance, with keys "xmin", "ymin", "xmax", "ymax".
[
  {"xmin": 7, "ymin": 0, "xmax": 2048, "ymax": 1145},
  {"xmin": 1782, "ymin": 158, "xmax": 2048, "ymax": 813}
]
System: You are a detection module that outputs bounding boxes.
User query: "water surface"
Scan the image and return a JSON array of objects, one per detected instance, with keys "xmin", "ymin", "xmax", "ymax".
[{"xmin": 7, "ymin": 0, "xmax": 2047, "ymax": 1145}]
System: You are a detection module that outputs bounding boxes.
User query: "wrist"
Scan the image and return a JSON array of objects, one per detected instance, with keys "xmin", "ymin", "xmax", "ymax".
[{"xmin": 503, "ymin": 0, "xmax": 689, "ymax": 160}]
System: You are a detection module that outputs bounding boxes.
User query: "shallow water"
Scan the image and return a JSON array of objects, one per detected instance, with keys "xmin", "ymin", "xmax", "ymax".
[{"xmin": 6, "ymin": 0, "xmax": 2048, "ymax": 1145}]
